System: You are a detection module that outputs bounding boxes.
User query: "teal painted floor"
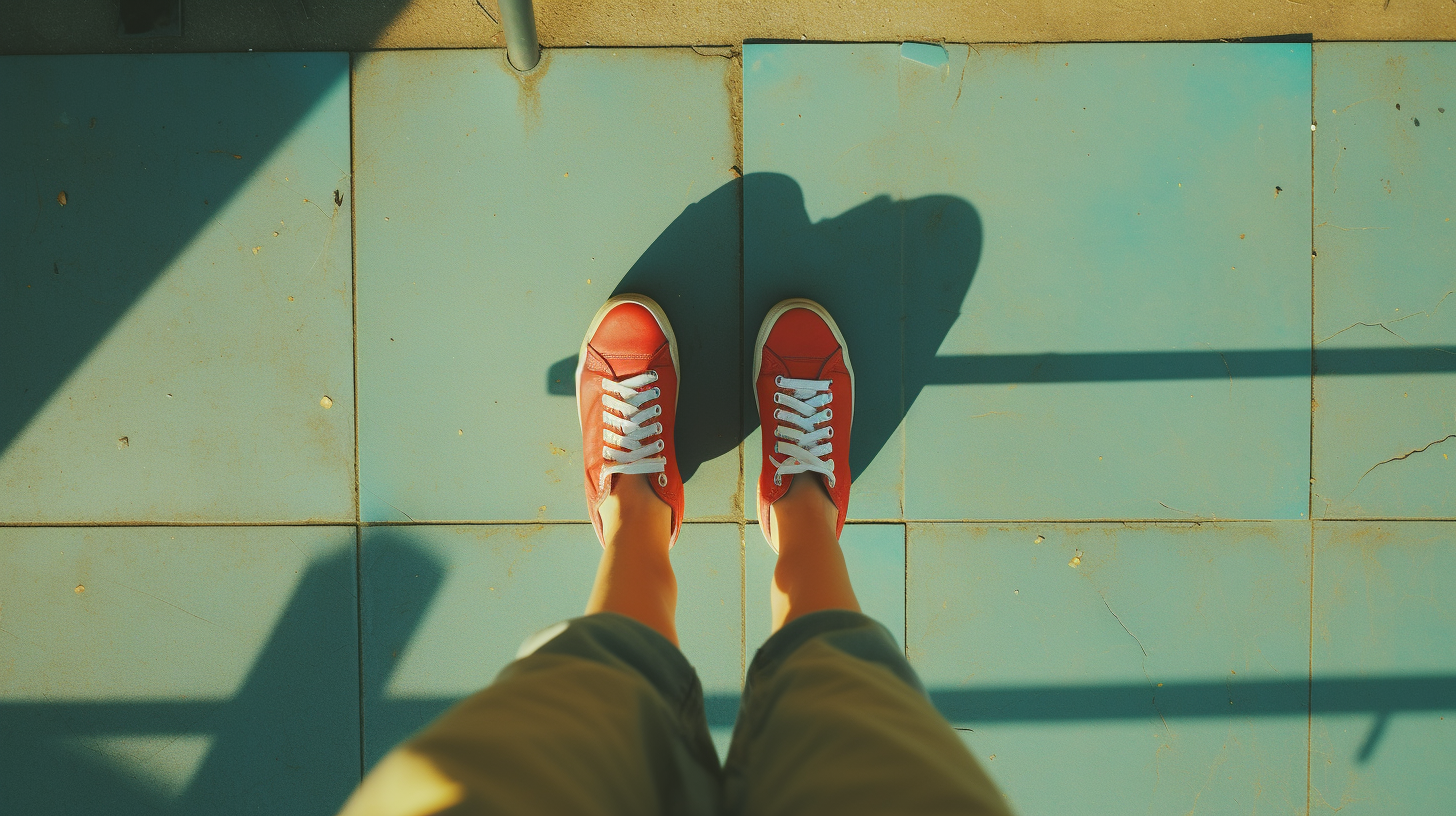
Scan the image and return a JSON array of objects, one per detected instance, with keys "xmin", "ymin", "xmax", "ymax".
[{"xmin": 2, "ymin": 43, "xmax": 1453, "ymax": 815}]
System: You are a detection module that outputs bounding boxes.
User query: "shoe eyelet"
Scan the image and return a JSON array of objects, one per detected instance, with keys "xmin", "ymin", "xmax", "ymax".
[
  {"xmin": 775, "ymin": 375, "xmax": 785, "ymax": 387},
  {"xmin": 825, "ymin": 427, "xmax": 834, "ymax": 438},
  {"xmin": 657, "ymin": 440, "xmax": 666, "ymax": 451},
  {"xmin": 823, "ymin": 408, "xmax": 833, "ymax": 420},
  {"xmin": 658, "ymin": 473, "xmax": 668, "ymax": 487}
]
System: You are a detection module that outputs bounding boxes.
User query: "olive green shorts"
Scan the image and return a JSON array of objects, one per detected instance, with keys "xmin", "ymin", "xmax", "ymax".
[{"xmin": 339, "ymin": 609, "xmax": 1011, "ymax": 816}]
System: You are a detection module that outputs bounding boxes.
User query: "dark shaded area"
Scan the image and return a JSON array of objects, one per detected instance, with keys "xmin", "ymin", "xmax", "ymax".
[
  {"xmin": 745, "ymin": 172, "xmax": 982, "ymax": 481},
  {"xmin": 925, "ymin": 675, "xmax": 1456, "ymax": 721},
  {"xmin": 1217, "ymin": 33, "xmax": 1315, "ymax": 43},
  {"xmin": 2, "ymin": 1, "xmax": 432, "ymax": 56},
  {"xmin": 699, "ymin": 673, "xmax": 1455, "ymax": 733},
  {"xmin": 608, "ymin": 180, "xmax": 742, "ymax": 482},
  {"xmin": 553, "ymin": 346, "xmax": 1456, "ymax": 394},
  {"xmin": 718, "ymin": 672, "xmax": 1452, "ymax": 761},
  {"xmin": 550, "ymin": 173, "xmax": 985, "ymax": 483},
  {"xmin": 924, "ymin": 346, "xmax": 1456, "ymax": 384},
  {"xmin": 119, "ymin": 0, "xmax": 181, "ymax": 36},
  {"xmin": 0, "ymin": 53, "xmax": 352, "ymax": 460}
]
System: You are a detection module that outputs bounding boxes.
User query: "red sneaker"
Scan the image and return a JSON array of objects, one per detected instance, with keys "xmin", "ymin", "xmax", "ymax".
[
  {"xmin": 576, "ymin": 295, "xmax": 683, "ymax": 547},
  {"xmin": 753, "ymin": 298, "xmax": 854, "ymax": 550}
]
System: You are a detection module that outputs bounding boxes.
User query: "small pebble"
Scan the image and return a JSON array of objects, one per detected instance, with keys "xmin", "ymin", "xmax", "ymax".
[{"xmin": 320, "ymin": 396, "xmax": 333, "ymax": 409}]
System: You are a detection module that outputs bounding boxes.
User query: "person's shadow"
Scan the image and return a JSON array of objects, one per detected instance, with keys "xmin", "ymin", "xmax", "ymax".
[{"xmin": 547, "ymin": 172, "xmax": 982, "ymax": 485}]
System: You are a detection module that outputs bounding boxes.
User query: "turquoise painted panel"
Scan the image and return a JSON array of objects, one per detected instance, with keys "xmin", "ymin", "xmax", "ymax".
[
  {"xmin": 908, "ymin": 522, "xmax": 1310, "ymax": 815},
  {"xmin": 0, "ymin": 526, "xmax": 360, "ymax": 815},
  {"xmin": 745, "ymin": 43, "xmax": 1313, "ymax": 521},
  {"xmin": 1311, "ymin": 522, "xmax": 1456, "ymax": 814},
  {"xmin": 0, "ymin": 54, "xmax": 355, "ymax": 523},
  {"xmin": 361, "ymin": 522, "xmax": 743, "ymax": 765},
  {"xmin": 1312, "ymin": 44, "xmax": 1456, "ymax": 519},
  {"xmin": 745, "ymin": 523, "xmax": 906, "ymax": 652},
  {"xmin": 354, "ymin": 49, "xmax": 739, "ymax": 523}
]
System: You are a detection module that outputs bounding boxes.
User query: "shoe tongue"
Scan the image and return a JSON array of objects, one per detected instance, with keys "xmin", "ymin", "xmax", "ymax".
[
  {"xmin": 591, "ymin": 342, "xmax": 662, "ymax": 381},
  {"xmin": 780, "ymin": 351, "xmax": 834, "ymax": 381},
  {"xmin": 609, "ymin": 357, "xmax": 654, "ymax": 379}
]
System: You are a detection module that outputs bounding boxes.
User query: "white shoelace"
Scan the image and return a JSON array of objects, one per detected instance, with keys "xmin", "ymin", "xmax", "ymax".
[
  {"xmin": 599, "ymin": 371, "xmax": 666, "ymax": 489},
  {"xmin": 769, "ymin": 375, "xmax": 836, "ymax": 488}
]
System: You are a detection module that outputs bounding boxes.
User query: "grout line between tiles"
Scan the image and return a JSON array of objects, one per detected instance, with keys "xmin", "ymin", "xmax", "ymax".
[
  {"xmin": 903, "ymin": 523, "xmax": 910, "ymax": 660},
  {"xmin": 1306, "ymin": 49, "xmax": 1315, "ymax": 812},
  {"xmin": 349, "ymin": 51, "xmax": 366, "ymax": 783},
  {"xmin": 9, "ymin": 517, "xmax": 1456, "ymax": 528},
  {"xmin": 1307, "ymin": 519, "xmax": 1315, "ymax": 816},
  {"xmin": 740, "ymin": 520, "xmax": 747, "ymax": 685},
  {"xmin": 350, "ymin": 52, "xmax": 362, "ymax": 530},
  {"xmin": 355, "ymin": 523, "xmax": 365, "ymax": 780},
  {"xmin": 1309, "ymin": 45, "xmax": 1317, "ymax": 530},
  {"xmin": 0, "ymin": 520, "xmax": 364, "ymax": 527},
  {"xmin": 896, "ymin": 84, "xmax": 908, "ymax": 522},
  {"xmin": 1306, "ymin": 65, "xmax": 1317, "ymax": 816},
  {"xmin": 1311, "ymin": 517, "xmax": 1456, "ymax": 522},
  {"xmin": 736, "ymin": 57, "xmax": 748, "ymax": 532},
  {"xmin": 736, "ymin": 60, "xmax": 748, "ymax": 685}
]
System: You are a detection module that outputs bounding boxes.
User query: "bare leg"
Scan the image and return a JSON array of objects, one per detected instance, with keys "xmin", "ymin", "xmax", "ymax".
[
  {"xmin": 585, "ymin": 473, "xmax": 678, "ymax": 645},
  {"xmin": 769, "ymin": 474, "xmax": 860, "ymax": 633}
]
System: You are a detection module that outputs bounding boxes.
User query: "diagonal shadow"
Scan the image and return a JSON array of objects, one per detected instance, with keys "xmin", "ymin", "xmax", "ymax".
[
  {"xmin": 0, "ymin": 531, "xmax": 443, "ymax": 815},
  {"xmin": 547, "ymin": 173, "xmax": 1456, "ymax": 483},
  {"xmin": 0, "ymin": 26, "xmax": 414, "ymax": 461}
]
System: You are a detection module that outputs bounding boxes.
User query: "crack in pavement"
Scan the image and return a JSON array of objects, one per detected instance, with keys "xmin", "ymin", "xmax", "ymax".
[
  {"xmin": 1099, "ymin": 591, "xmax": 1170, "ymax": 734},
  {"xmin": 1353, "ymin": 434, "xmax": 1456, "ymax": 494}
]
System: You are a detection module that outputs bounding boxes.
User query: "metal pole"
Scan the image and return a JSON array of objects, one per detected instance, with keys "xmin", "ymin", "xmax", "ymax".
[{"xmin": 498, "ymin": 0, "xmax": 541, "ymax": 72}]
